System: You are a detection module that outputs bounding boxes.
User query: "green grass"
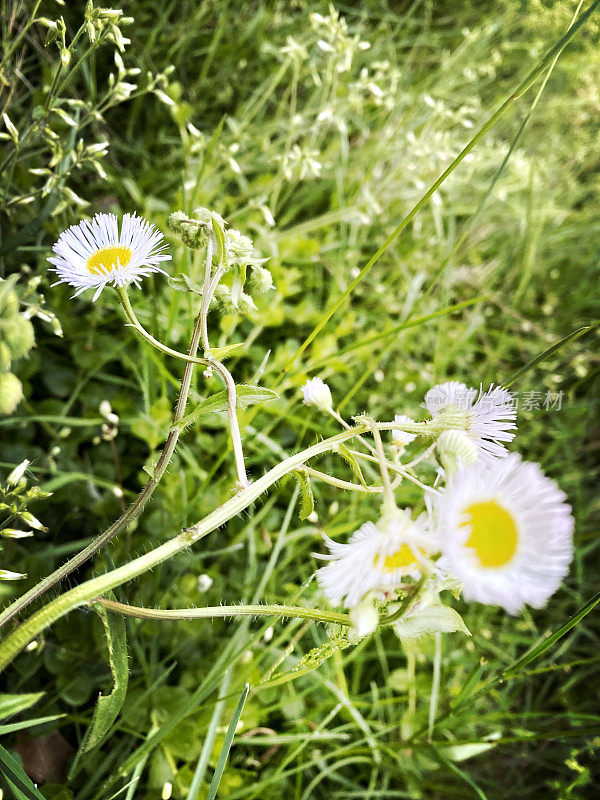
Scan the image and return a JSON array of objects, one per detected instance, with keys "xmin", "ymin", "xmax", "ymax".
[{"xmin": 1, "ymin": 1, "xmax": 600, "ymax": 798}]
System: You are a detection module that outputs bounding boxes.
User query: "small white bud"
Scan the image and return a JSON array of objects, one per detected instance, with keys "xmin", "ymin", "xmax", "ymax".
[
  {"xmin": 263, "ymin": 626, "xmax": 274, "ymax": 643},
  {"xmin": 197, "ymin": 574, "xmax": 213, "ymax": 593},
  {"xmin": 162, "ymin": 782, "xmax": 172, "ymax": 800},
  {"xmin": 349, "ymin": 596, "xmax": 379, "ymax": 639},
  {"xmin": 390, "ymin": 415, "xmax": 417, "ymax": 449},
  {"xmin": 301, "ymin": 377, "xmax": 332, "ymax": 411},
  {"xmin": 6, "ymin": 459, "xmax": 30, "ymax": 487}
]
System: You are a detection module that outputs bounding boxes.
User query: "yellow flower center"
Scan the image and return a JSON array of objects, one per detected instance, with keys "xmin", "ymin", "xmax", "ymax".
[
  {"xmin": 87, "ymin": 246, "xmax": 132, "ymax": 275},
  {"xmin": 374, "ymin": 544, "xmax": 418, "ymax": 573},
  {"xmin": 461, "ymin": 500, "xmax": 519, "ymax": 568}
]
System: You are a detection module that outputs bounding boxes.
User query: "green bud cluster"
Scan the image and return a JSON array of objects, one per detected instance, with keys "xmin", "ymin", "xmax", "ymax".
[
  {"xmin": 0, "ymin": 277, "xmax": 35, "ymax": 416},
  {"xmin": 168, "ymin": 207, "xmax": 275, "ymax": 315}
]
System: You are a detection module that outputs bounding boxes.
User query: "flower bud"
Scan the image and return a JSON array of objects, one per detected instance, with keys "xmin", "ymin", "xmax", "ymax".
[
  {"xmin": 390, "ymin": 414, "xmax": 417, "ymax": 450},
  {"xmin": 301, "ymin": 377, "xmax": 332, "ymax": 411},
  {"xmin": 349, "ymin": 596, "xmax": 379, "ymax": 639},
  {"xmin": 0, "ymin": 372, "xmax": 23, "ymax": 415},
  {"xmin": 436, "ymin": 428, "xmax": 478, "ymax": 474},
  {"xmin": 7, "ymin": 459, "xmax": 30, "ymax": 487},
  {"xmin": 250, "ymin": 265, "xmax": 274, "ymax": 293}
]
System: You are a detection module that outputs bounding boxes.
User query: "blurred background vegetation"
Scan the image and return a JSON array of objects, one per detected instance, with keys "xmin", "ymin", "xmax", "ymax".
[{"xmin": 0, "ymin": 1, "xmax": 599, "ymax": 797}]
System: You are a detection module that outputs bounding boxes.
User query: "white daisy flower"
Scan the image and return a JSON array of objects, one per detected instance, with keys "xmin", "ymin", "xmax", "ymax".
[
  {"xmin": 391, "ymin": 414, "xmax": 417, "ymax": 449},
  {"xmin": 48, "ymin": 213, "xmax": 171, "ymax": 301},
  {"xmin": 424, "ymin": 381, "xmax": 517, "ymax": 465},
  {"xmin": 301, "ymin": 377, "xmax": 332, "ymax": 411},
  {"xmin": 434, "ymin": 453, "xmax": 573, "ymax": 614},
  {"xmin": 315, "ymin": 510, "xmax": 437, "ymax": 608}
]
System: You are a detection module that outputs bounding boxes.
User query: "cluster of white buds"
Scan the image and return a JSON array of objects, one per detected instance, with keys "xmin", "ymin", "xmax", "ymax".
[{"xmin": 99, "ymin": 400, "xmax": 119, "ymax": 442}]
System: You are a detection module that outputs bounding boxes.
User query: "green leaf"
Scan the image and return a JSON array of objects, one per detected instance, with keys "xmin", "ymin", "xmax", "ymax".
[
  {"xmin": 336, "ymin": 444, "xmax": 368, "ymax": 489},
  {"xmin": 0, "ymin": 713, "xmax": 65, "ymax": 736},
  {"xmin": 393, "ymin": 604, "xmax": 471, "ymax": 640},
  {"xmin": 504, "ymin": 320, "xmax": 600, "ymax": 388},
  {"xmin": 0, "ymin": 744, "xmax": 46, "ymax": 800},
  {"xmin": 292, "ymin": 470, "xmax": 314, "ymax": 520},
  {"xmin": 211, "ymin": 215, "xmax": 227, "ymax": 265},
  {"xmin": 208, "ymin": 342, "xmax": 246, "ymax": 360},
  {"xmin": 230, "ymin": 263, "xmax": 246, "ymax": 307},
  {"xmin": 167, "ymin": 272, "xmax": 204, "ymax": 295},
  {"xmin": 78, "ymin": 598, "xmax": 129, "ymax": 756},
  {"xmin": 0, "ymin": 692, "xmax": 44, "ymax": 722},
  {"xmin": 176, "ymin": 385, "xmax": 278, "ymax": 431},
  {"xmin": 205, "ymin": 684, "xmax": 249, "ymax": 800},
  {"xmin": 502, "ymin": 590, "xmax": 600, "ymax": 679}
]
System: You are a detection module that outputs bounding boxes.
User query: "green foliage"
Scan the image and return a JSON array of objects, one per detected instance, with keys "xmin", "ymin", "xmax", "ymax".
[{"xmin": 1, "ymin": 1, "xmax": 600, "ymax": 799}]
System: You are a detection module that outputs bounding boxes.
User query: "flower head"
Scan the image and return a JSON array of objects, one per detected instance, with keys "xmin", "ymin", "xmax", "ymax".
[
  {"xmin": 390, "ymin": 414, "xmax": 417, "ymax": 449},
  {"xmin": 434, "ymin": 454, "xmax": 573, "ymax": 614},
  {"xmin": 424, "ymin": 381, "xmax": 517, "ymax": 465},
  {"xmin": 48, "ymin": 213, "xmax": 171, "ymax": 301},
  {"xmin": 301, "ymin": 377, "xmax": 332, "ymax": 411},
  {"xmin": 315, "ymin": 510, "xmax": 436, "ymax": 608}
]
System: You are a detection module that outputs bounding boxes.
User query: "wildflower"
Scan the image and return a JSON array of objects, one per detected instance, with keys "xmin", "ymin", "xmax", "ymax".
[
  {"xmin": 424, "ymin": 381, "xmax": 516, "ymax": 465},
  {"xmin": 301, "ymin": 377, "xmax": 332, "ymax": 411},
  {"xmin": 390, "ymin": 414, "xmax": 417, "ymax": 449},
  {"xmin": 315, "ymin": 510, "xmax": 436, "ymax": 608},
  {"xmin": 48, "ymin": 213, "xmax": 171, "ymax": 301},
  {"xmin": 434, "ymin": 454, "xmax": 573, "ymax": 614}
]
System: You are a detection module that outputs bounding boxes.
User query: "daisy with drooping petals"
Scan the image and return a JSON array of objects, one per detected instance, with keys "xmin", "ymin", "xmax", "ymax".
[
  {"xmin": 48, "ymin": 213, "xmax": 171, "ymax": 301},
  {"xmin": 434, "ymin": 453, "xmax": 573, "ymax": 614},
  {"xmin": 315, "ymin": 510, "xmax": 437, "ymax": 608},
  {"xmin": 424, "ymin": 380, "xmax": 517, "ymax": 465}
]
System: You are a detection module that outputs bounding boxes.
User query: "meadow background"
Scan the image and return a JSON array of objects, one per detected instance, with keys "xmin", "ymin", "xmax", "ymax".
[{"xmin": 1, "ymin": 0, "xmax": 599, "ymax": 797}]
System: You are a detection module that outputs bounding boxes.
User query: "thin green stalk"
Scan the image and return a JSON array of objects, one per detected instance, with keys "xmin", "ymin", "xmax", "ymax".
[
  {"xmin": 187, "ymin": 668, "xmax": 232, "ymax": 800},
  {"xmin": 281, "ymin": 0, "xmax": 600, "ymax": 374},
  {"xmin": 0, "ymin": 299, "xmax": 206, "ymax": 630},
  {"xmin": 0, "ymin": 418, "xmax": 454, "ymax": 671},
  {"xmin": 117, "ymin": 287, "xmax": 209, "ymax": 367},
  {"xmin": 96, "ymin": 597, "xmax": 350, "ymax": 626}
]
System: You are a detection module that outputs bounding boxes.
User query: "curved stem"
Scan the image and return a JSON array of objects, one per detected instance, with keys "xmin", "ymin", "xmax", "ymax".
[
  {"xmin": 96, "ymin": 597, "xmax": 350, "ymax": 626},
  {"xmin": 117, "ymin": 287, "xmax": 209, "ymax": 367},
  {"xmin": 303, "ymin": 466, "xmax": 381, "ymax": 494},
  {"xmin": 0, "ymin": 421, "xmax": 415, "ymax": 670},
  {"xmin": 0, "ymin": 415, "xmax": 458, "ymax": 670},
  {"xmin": 0, "ymin": 299, "xmax": 206, "ymax": 630}
]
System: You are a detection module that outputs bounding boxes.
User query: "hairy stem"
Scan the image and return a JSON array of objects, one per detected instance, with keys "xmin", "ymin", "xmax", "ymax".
[
  {"xmin": 96, "ymin": 597, "xmax": 350, "ymax": 626},
  {"xmin": 0, "ymin": 298, "xmax": 206, "ymax": 630},
  {"xmin": 0, "ymin": 419, "xmax": 450, "ymax": 671}
]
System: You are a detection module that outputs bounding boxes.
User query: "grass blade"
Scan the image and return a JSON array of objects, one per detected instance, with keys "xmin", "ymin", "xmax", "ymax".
[{"xmin": 205, "ymin": 683, "xmax": 250, "ymax": 800}]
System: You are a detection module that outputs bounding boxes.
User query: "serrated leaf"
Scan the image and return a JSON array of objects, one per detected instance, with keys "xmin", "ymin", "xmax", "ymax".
[
  {"xmin": 175, "ymin": 385, "xmax": 278, "ymax": 430},
  {"xmin": 0, "ymin": 692, "xmax": 44, "ymax": 722},
  {"xmin": 393, "ymin": 604, "xmax": 470, "ymax": 640},
  {"xmin": 336, "ymin": 444, "xmax": 368, "ymax": 489},
  {"xmin": 78, "ymin": 598, "xmax": 128, "ymax": 756},
  {"xmin": 167, "ymin": 272, "xmax": 204, "ymax": 295},
  {"xmin": 292, "ymin": 469, "xmax": 314, "ymax": 520}
]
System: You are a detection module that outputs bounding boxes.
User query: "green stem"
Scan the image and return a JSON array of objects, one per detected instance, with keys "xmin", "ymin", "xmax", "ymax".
[
  {"xmin": 96, "ymin": 597, "xmax": 350, "ymax": 626},
  {"xmin": 0, "ymin": 299, "xmax": 206, "ymax": 630},
  {"xmin": 281, "ymin": 0, "xmax": 600, "ymax": 374},
  {"xmin": 0, "ymin": 419, "xmax": 446, "ymax": 671},
  {"xmin": 117, "ymin": 287, "xmax": 209, "ymax": 367}
]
